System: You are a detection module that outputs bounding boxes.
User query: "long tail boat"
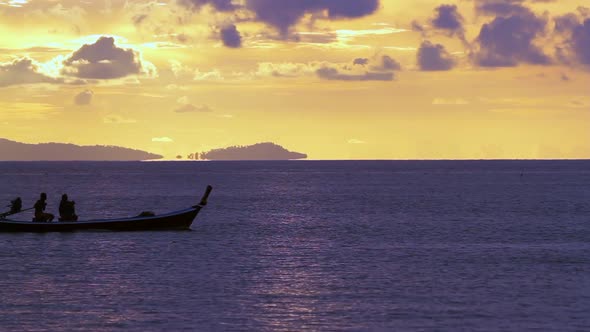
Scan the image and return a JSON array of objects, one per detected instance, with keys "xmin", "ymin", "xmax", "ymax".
[{"xmin": 0, "ymin": 186, "xmax": 212, "ymax": 232}]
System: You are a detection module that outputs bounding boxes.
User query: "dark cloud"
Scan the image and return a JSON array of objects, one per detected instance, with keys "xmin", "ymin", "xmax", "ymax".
[
  {"xmin": 554, "ymin": 13, "xmax": 581, "ymax": 34},
  {"xmin": 374, "ymin": 55, "xmax": 401, "ymax": 71},
  {"xmin": 552, "ymin": 12, "xmax": 590, "ymax": 67},
  {"xmin": 417, "ymin": 41, "xmax": 455, "ymax": 71},
  {"xmin": 411, "ymin": 20, "xmax": 426, "ymax": 33},
  {"xmin": 316, "ymin": 54, "xmax": 399, "ymax": 81},
  {"xmin": 132, "ymin": 14, "xmax": 149, "ymax": 26},
  {"xmin": 63, "ymin": 36, "xmax": 155, "ymax": 79},
  {"xmin": 178, "ymin": 0, "xmax": 237, "ymax": 12},
  {"xmin": 561, "ymin": 73, "xmax": 570, "ymax": 81},
  {"xmin": 179, "ymin": 0, "xmax": 381, "ymax": 38},
  {"xmin": 247, "ymin": 0, "xmax": 380, "ymax": 36},
  {"xmin": 0, "ymin": 38, "xmax": 156, "ymax": 87},
  {"xmin": 569, "ymin": 19, "xmax": 590, "ymax": 65},
  {"xmin": 432, "ymin": 4, "xmax": 464, "ymax": 34},
  {"xmin": 474, "ymin": 9, "xmax": 551, "ymax": 67},
  {"xmin": 220, "ymin": 24, "xmax": 242, "ymax": 48},
  {"xmin": 321, "ymin": 0, "xmax": 380, "ymax": 18},
  {"xmin": 414, "ymin": 4, "xmax": 468, "ymax": 47},
  {"xmin": 316, "ymin": 67, "xmax": 393, "ymax": 81},
  {"xmin": 474, "ymin": 0, "xmax": 561, "ymax": 16},
  {"xmin": 74, "ymin": 89, "xmax": 93, "ymax": 105},
  {"xmin": 0, "ymin": 57, "xmax": 63, "ymax": 87},
  {"xmin": 475, "ymin": 0, "xmax": 531, "ymax": 17},
  {"xmin": 353, "ymin": 58, "xmax": 369, "ymax": 65}
]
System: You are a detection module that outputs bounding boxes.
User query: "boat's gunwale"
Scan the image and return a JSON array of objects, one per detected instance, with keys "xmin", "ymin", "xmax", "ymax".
[{"xmin": 0, "ymin": 206, "xmax": 201, "ymax": 225}]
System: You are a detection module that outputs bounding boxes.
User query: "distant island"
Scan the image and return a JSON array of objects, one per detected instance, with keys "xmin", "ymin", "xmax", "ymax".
[
  {"xmin": 0, "ymin": 138, "xmax": 162, "ymax": 161},
  {"xmin": 197, "ymin": 142, "xmax": 307, "ymax": 161}
]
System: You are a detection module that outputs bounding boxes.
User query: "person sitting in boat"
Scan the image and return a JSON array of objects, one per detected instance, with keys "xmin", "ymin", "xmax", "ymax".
[
  {"xmin": 33, "ymin": 193, "xmax": 54, "ymax": 222},
  {"xmin": 59, "ymin": 194, "xmax": 78, "ymax": 222},
  {"xmin": 9, "ymin": 197, "xmax": 22, "ymax": 214}
]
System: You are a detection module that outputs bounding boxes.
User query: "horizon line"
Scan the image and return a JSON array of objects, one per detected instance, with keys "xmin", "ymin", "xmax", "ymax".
[{"xmin": 0, "ymin": 159, "xmax": 589, "ymax": 162}]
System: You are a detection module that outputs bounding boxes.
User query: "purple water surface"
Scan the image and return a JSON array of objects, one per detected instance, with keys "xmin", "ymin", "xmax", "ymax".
[{"xmin": 0, "ymin": 160, "xmax": 589, "ymax": 331}]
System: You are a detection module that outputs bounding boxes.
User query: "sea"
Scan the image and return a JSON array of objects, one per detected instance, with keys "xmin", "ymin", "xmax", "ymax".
[{"xmin": 0, "ymin": 160, "xmax": 588, "ymax": 331}]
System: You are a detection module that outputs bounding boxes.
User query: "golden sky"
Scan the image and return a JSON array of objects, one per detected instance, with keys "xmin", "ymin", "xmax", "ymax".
[{"xmin": 0, "ymin": 0, "xmax": 588, "ymax": 159}]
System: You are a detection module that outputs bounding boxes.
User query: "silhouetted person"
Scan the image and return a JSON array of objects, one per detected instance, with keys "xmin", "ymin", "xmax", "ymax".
[
  {"xmin": 9, "ymin": 197, "xmax": 22, "ymax": 214},
  {"xmin": 34, "ymin": 193, "xmax": 54, "ymax": 222},
  {"xmin": 59, "ymin": 194, "xmax": 78, "ymax": 222}
]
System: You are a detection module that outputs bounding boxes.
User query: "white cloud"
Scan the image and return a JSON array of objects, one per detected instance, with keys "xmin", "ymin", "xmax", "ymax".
[
  {"xmin": 348, "ymin": 139, "xmax": 366, "ymax": 144},
  {"xmin": 152, "ymin": 137, "xmax": 174, "ymax": 143},
  {"xmin": 175, "ymin": 104, "xmax": 212, "ymax": 113},
  {"xmin": 194, "ymin": 68, "xmax": 224, "ymax": 81},
  {"xmin": 0, "ymin": 0, "xmax": 28, "ymax": 8},
  {"xmin": 254, "ymin": 62, "xmax": 318, "ymax": 78},
  {"xmin": 103, "ymin": 114, "xmax": 137, "ymax": 124}
]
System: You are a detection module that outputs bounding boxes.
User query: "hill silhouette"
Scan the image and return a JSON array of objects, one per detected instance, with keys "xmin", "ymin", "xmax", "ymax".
[
  {"xmin": 0, "ymin": 138, "xmax": 162, "ymax": 161},
  {"xmin": 200, "ymin": 142, "xmax": 307, "ymax": 161}
]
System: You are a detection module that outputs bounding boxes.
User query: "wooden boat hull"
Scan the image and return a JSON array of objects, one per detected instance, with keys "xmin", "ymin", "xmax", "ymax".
[{"xmin": 0, "ymin": 207, "xmax": 202, "ymax": 232}]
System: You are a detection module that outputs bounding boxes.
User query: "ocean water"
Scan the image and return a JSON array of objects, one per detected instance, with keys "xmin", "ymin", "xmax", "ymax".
[{"xmin": 0, "ymin": 160, "xmax": 589, "ymax": 331}]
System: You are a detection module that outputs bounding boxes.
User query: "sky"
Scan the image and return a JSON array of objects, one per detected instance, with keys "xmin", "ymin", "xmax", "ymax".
[{"xmin": 0, "ymin": 0, "xmax": 588, "ymax": 160}]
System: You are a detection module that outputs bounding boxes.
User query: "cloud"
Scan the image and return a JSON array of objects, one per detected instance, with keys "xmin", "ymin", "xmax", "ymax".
[
  {"xmin": 432, "ymin": 4, "xmax": 464, "ymax": 35},
  {"xmin": 560, "ymin": 73, "xmax": 570, "ymax": 81},
  {"xmin": 0, "ymin": 57, "xmax": 63, "ymax": 87},
  {"xmin": 373, "ymin": 55, "xmax": 401, "ymax": 71},
  {"xmin": 554, "ymin": 13, "xmax": 581, "ymax": 34},
  {"xmin": 2, "ymin": 36, "xmax": 158, "ymax": 87},
  {"xmin": 62, "ymin": 36, "xmax": 157, "ymax": 79},
  {"xmin": 245, "ymin": 0, "xmax": 380, "ymax": 37},
  {"xmin": 568, "ymin": 18, "xmax": 590, "ymax": 65},
  {"xmin": 474, "ymin": 0, "xmax": 531, "ymax": 16},
  {"xmin": 178, "ymin": 0, "xmax": 381, "ymax": 39},
  {"xmin": 316, "ymin": 66, "xmax": 393, "ymax": 81},
  {"xmin": 417, "ymin": 41, "xmax": 455, "ymax": 71},
  {"xmin": 353, "ymin": 58, "xmax": 369, "ymax": 65},
  {"xmin": 178, "ymin": 0, "xmax": 237, "ymax": 12},
  {"xmin": 473, "ymin": 6, "xmax": 551, "ymax": 67},
  {"xmin": 175, "ymin": 104, "xmax": 213, "ymax": 113},
  {"xmin": 194, "ymin": 68, "xmax": 224, "ymax": 80},
  {"xmin": 0, "ymin": 0, "xmax": 30, "ymax": 7},
  {"xmin": 132, "ymin": 14, "xmax": 149, "ymax": 26},
  {"xmin": 568, "ymin": 98, "xmax": 590, "ymax": 109},
  {"xmin": 220, "ymin": 24, "xmax": 242, "ymax": 48},
  {"xmin": 152, "ymin": 137, "xmax": 174, "ymax": 143},
  {"xmin": 103, "ymin": 114, "xmax": 137, "ymax": 124},
  {"xmin": 74, "ymin": 89, "xmax": 93, "ymax": 105},
  {"xmin": 252, "ymin": 54, "xmax": 399, "ymax": 81},
  {"xmin": 316, "ymin": 54, "xmax": 400, "ymax": 81},
  {"xmin": 254, "ymin": 62, "xmax": 318, "ymax": 78},
  {"xmin": 411, "ymin": 20, "xmax": 426, "ymax": 33},
  {"xmin": 348, "ymin": 139, "xmax": 366, "ymax": 144},
  {"xmin": 553, "ymin": 13, "xmax": 590, "ymax": 67}
]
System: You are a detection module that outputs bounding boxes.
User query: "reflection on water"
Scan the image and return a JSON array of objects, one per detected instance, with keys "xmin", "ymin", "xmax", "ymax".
[{"xmin": 0, "ymin": 161, "xmax": 589, "ymax": 331}]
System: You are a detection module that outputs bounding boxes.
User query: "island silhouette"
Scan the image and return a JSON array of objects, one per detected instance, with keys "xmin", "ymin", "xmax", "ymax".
[
  {"xmin": 0, "ymin": 138, "xmax": 162, "ymax": 161},
  {"xmin": 198, "ymin": 142, "xmax": 307, "ymax": 161}
]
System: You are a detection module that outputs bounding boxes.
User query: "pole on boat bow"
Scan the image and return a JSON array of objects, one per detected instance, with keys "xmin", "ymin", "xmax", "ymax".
[
  {"xmin": 0, "ymin": 207, "xmax": 34, "ymax": 220},
  {"xmin": 197, "ymin": 185, "xmax": 213, "ymax": 207}
]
